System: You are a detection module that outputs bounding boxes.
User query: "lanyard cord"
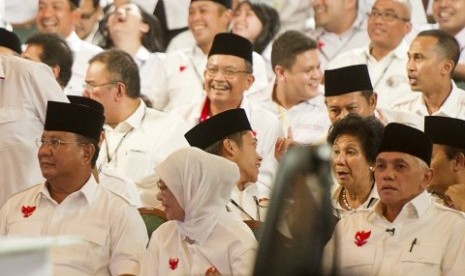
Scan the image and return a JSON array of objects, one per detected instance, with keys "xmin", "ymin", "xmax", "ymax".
[{"xmin": 99, "ymin": 107, "xmax": 147, "ymax": 171}]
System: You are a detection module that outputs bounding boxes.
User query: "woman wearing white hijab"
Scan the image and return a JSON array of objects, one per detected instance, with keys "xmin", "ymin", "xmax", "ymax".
[{"xmin": 141, "ymin": 147, "xmax": 257, "ymax": 275}]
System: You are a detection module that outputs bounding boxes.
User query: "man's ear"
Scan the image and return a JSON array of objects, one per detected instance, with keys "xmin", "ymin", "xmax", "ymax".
[
  {"xmin": 453, "ymin": 152, "xmax": 465, "ymax": 172},
  {"xmin": 222, "ymin": 139, "xmax": 237, "ymax": 158},
  {"xmin": 81, "ymin": 143, "xmax": 96, "ymax": 166}
]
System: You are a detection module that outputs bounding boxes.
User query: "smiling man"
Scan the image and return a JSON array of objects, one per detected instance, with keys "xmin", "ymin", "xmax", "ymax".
[
  {"xmin": 392, "ymin": 29, "xmax": 465, "ymax": 118},
  {"xmin": 150, "ymin": 0, "xmax": 268, "ymax": 111},
  {"xmin": 248, "ymin": 30, "xmax": 331, "ymax": 145},
  {"xmin": 324, "ymin": 122, "xmax": 465, "ymax": 275},
  {"xmin": 176, "ymin": 32, "xmax": 283, "ymax": 198},
  {"xmin": 36, "ymin": 0, "xmax": 101, "ymax": 95},
  {"xmin": 185, "ymin": 108, "xmax": 265, "ymax": 221}
]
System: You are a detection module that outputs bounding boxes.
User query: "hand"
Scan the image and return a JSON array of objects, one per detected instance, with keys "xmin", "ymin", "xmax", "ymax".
[
  {"xmin": 274, "ymin": 128, "xmax": 299, "ymax": 162},
  {"xmin": 445, "ymin": 184, "xmax": 465, "ymax": 211}
]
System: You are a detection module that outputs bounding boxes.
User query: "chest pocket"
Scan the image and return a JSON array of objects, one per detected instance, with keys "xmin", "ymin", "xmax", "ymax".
[{"xmin": 399, "ymin": 244, "xmax": 443, "ymax": 275}]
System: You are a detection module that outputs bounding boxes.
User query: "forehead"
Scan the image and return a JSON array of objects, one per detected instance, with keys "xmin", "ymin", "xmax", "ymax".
[
  {"xmin": 39, "ymin": 0, "xmax": 72, "ymax": 6},
  {"xmin": 373, "ymin": 0, "xmax": 408, "ymax": 13},
  {"xmin": 42, "ymin": 130, "xmax": 75, "ymax": 138},
  {"xmin": 325, "ymin": 92, "xmax": 368, "ymax": 106},
  {"xmin": 334, "ymin": 134, "xmax": 361, "ymax": 146},
  {"xmin": 23, "ymin": 45, "xmax": 44, "ymax": 61},
  {"xmin": 87, "ymin": 61, "xmax": 110, "ymax": 77},
  {"xmin": 207, "ymin": 54, "xmax": 246, "ymax": 67},
  {"xmin": 292, "ymin": 49, "xmax": 319, "ymax": 66},
  {"xmin": 376, "ymin": 151, "xmax": 415, "ymax": 163},
  {"xmin": 409, "ymin": 36, "xmax": 438, "ymax": 53}
]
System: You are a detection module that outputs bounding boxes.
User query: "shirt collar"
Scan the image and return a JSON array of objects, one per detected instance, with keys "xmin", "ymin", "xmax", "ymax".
[
  {"xmin": 373, "ymin": 190, "xmax": 431, "ymax": 222},
  {"xmin": 65, "ymin": 31, "xmax": 82, "ymax": 51},
  {"xmin": 39, "ymin": 174, "xmax": 99, "ymax": 205},
  {"xmin": 133, "ymin": 46, "xmax": 150, "ymax": 67},
  {"xmin": 108, "ymin": 100, "xmax": 147, "ymax": 131}
]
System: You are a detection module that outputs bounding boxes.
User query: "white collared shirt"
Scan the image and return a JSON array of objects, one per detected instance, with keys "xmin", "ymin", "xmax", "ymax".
[
  {"xmin": 133, "ymin": 46, "xmax": 166, "ymax": 101},
  {"xmin": 328, "ymin": 41, "xmax": 411, "ymax": 109},
  {"xmin": 391, "ymin": 81, "xmax": 465, "ymax": 119},
  {"xmin": 0, "ymin": 55, "xmax": 68, "ymax": 206},
  {"xmin": 324, "ymin": 190, "xmax": 465, "ymax": 275},
  {"xmin": 64, "ymin": 31, "xmax": 102, "ymax": 96},
  {"xmin": 98, "ymin": 100, "xmax": 190, "ymax": 203},
  {"xmin": 250, "ymin": 79, "xmax": 331, "ymax": 144},
  {"xmin": 0, "ymin": 176, "xmax": 148, "ymax": 276},
  {"xmin": 331, "ymin": 184, "xmax": 379, "ymax": 219},
  {"xmin": 309, "ymin": 13, "xmax": 370, "ymax": 70}
]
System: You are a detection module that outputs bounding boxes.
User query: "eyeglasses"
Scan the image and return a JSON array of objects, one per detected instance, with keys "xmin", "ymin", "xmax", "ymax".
[
  {"xmin": 367, "ymin": 10, "xmax": 410, "ymax": 22},
  {"xmin": 83, "ymin": 81, "xmax": 119, "ymax": 93},
  {"xmin": 205, "ymin": 67, "xmax": 251, "ymax": 80},
  {"xmin": 36, "ymin": 138, "xmax": 84, "ymax": 149}
]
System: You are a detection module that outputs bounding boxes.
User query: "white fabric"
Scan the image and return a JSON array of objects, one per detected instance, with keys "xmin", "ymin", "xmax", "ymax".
[
  {"xmin": 133, "ymin": 46, "xmax": 165, "ymax": 100},
  {"xmin": 249, "ymin": 79, "xmax": 331, "ymax": 144},
  {"xmin": 64, "ymin": 32, "xmax": 102, "ymax": 96},
  {"xmin": 131, "ymin": 0, "xmax": 189, "ymax": 30},
  {"xmin": 228, "ymin": 184, "xmax": 267, "ymax": 222},
  {"xmin": 166, "ymin": 30, "xmax": 195, "ymax": 53},
  {"xmin": 309, "ymin": 13, "xmax": 370, "ymax": 70},
  {"xmin": 142, "ymin": 147, "xmax": 257, "ymax": 276},
  {"xmin": 262, "ymin": 0, "xmax": 314, "ymax": 33},
  {"xmin": 0, "ymin": 55, "xmax": 68, "ymax": 206},
  {"xmin": 374, "ymin": 107, "xmax": 424, "ymax": 130},
  {"xmin": 98, "ymin": 167, "xmax": 142, "ymax": 207},
  {"xmin": 174, "ymin": 96, "xmax": 284, "ymax": 197},
  {"xmin": 97, "ymin": 100, "xmax": 189, "ymax": 202},
  {"xmin": 0, "ymin": 176, "xmax": 148, "ymax": 276},
  {"xmin": 152, "ymin": 44, "xmax": 269, "ymax": 111},
  {"xmin": 4, "ymin": 0, "xmax": 38, "ymax": 24},
  {"xmin": 331, "ymin": 184, "xmax": 379, "ymax": 219},
  {"xmin": 328, "ymin": 41, "xmax": 411, "ymax": 109},
  {"xmin": 391, "ymin": 81, "xmax": 465, "ymax": 119},
  {"xmin": 324, "ymin": 191, "xmax": 465, "ymax": 275}
]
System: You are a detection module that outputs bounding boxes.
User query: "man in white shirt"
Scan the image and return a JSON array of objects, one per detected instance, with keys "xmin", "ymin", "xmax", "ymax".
[
  {"xmin": 0, "ymin": 55, "xmax": 68, "ymax": 207},
  {"xmin": 324, "ymin": 122, "xmax": 465, "ymax": 275},
  {"xmin": 310, "ymin": 0, "xmax": 370, "ymax": 70},
  {"xmin": 36, "ymin": 0, "xmax": 102, "ymax": 95},
  {"xmin": 392, "ymin": 29, "xmax": 465, "ymax": 118},
  {"xmin": 83, "ymin": 49, "xmax": 189, "ymax": 207},
  {"xmin": 0, "ymin": 100, "xmax": 148, "ymax": 275},
  {"xmin": 185, "ymin": 108, "xmax": 266, "ymax": 221},
  {"xmin": 248, "ymin": 30, "xmax": 331, "ymax": 144},
  {"xmin": 152, "ymin": 0, "xmax": 268, "ymax": 111},
  {"xmin": 175, "ymin": 33, "xmax": 283, "ymax": 198},
  {"xmin": 328, "ymin": 0, "xmax": 413, "ymax": 108}
]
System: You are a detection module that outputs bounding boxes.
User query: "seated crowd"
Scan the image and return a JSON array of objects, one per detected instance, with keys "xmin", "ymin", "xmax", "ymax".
[{"xmin": 2, "ymin": 0, "xmax": 465, "ymax": 274}]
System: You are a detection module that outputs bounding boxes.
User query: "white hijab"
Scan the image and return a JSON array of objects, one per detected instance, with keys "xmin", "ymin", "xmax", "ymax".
[{"xmin": 155, "ymin": 147, "xmax": 240, "ymax": 245}]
